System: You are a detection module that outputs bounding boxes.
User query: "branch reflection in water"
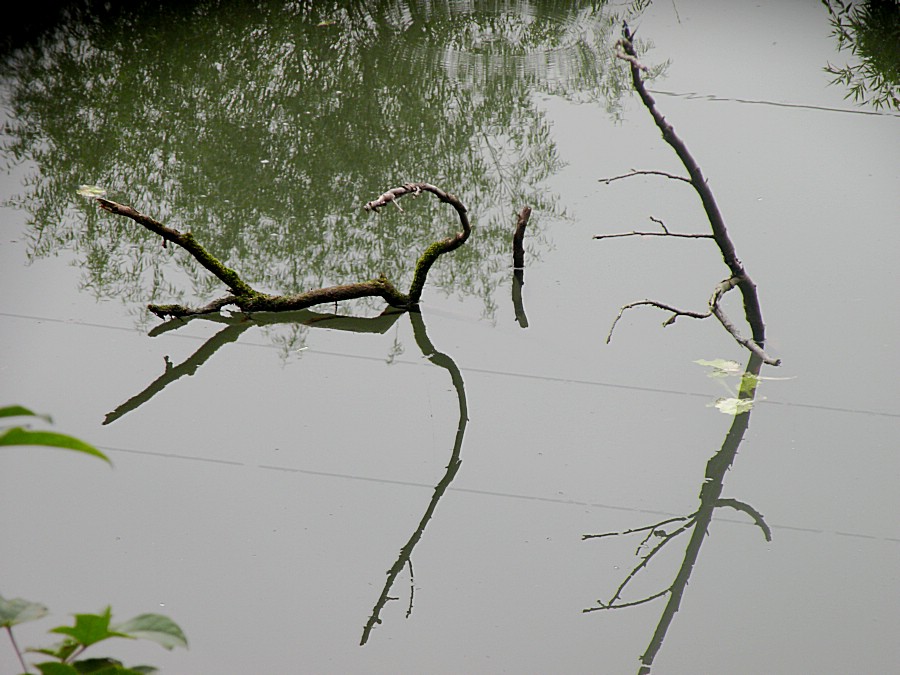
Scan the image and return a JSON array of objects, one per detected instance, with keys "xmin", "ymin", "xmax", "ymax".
[
  {"xmin": 360, "ymin": 310, "xmax": 468, "ymax": 645},
  {"xmin": 102, "ymin": 307, "xmax": 405, "ymax": 425},
  {"xmin": 101, "ymin": 301, "xmax": 468, "ymax": 646},
  {"xmin": 583, "ymin": 354, "xmax": 770, "ymax": 674}
]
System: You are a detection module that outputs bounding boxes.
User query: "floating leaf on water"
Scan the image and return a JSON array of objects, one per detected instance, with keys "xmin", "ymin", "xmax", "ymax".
[
  {"xmin": 709, "ymin": 397, "xmax": 755, "ymax": 415},
  {"xmin": 76, "ymin": 184, "xmax": 107, "ymax": 198},
  {"xmin": 694, "ymin": 358, "xmax": 743, "ymax": 377}
]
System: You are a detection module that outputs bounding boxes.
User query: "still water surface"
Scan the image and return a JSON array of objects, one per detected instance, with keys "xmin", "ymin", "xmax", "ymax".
[{"xmin": 2, "ymin": 1, "xmax": 898, "ymax": 673}]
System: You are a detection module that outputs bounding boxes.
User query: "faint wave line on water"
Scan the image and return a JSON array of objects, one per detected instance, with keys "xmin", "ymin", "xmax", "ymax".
[
  {"xmin": 648, "ymin": 88, "xmax": 900, "ymax": 118},
  {"xmin": 2, "ymin": 310, "xmax": 898, "ymax": 419}
]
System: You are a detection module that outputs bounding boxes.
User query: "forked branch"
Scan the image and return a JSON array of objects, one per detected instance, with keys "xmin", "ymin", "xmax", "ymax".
[
  {"xmin": 96, "ymin": 182, "xmax": 471, "ymax": 320},
  {"xmin": 599, "ymin": 26, "xmax": 780, "ymax": 366}
]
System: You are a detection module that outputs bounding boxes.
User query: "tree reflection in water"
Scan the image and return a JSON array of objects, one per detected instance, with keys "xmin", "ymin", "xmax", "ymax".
[{"xmin": 0, "ymin": 1, "xmax": 647, "ymax": 327}]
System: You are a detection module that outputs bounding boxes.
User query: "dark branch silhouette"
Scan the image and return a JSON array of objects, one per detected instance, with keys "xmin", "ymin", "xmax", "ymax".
[
  {"xmin": 103, "ymin": 308, "xmax": 403, "ymax": 425},
  {"xmin": 361, "ymin": 311, "xmax": 468, "ymax": 645},
  {"xmin": 584, "ymin": 352, "xmax": 768, "ymax": 674}
]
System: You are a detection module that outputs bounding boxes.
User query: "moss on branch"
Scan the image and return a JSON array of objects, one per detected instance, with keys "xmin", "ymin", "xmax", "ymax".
[{"xmin": 96, "ymin": 183, "xmax": 471, "ymax": 320}]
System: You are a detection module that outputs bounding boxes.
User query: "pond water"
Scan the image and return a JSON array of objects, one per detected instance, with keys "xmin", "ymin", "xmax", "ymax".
[{"xmin": 2, "ymin": 1, "xmax": 898, "ymax": 673}]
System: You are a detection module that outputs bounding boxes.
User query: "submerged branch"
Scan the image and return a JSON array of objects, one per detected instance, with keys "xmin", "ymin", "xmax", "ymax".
[{"xmin": 512, "ymin": 205, "xmax": 532, "ymax": 328}]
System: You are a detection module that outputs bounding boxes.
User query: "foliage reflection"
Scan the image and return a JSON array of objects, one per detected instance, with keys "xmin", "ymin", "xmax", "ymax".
[{"xmin": 1, "ymin": 0, "xmax": 640, "ymax": 318}]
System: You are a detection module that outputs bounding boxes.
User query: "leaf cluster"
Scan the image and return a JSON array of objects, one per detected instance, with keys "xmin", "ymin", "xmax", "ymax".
[
  {"xmin": 1, "ymin": 596, "xmax": 187, "ymax": 675},
  {"xmin": 2, "ymin": 407, "xmax": 186, "ymax": 672},
  {"xmin": 822, "ymin": 0, "xmax": 900, "ymax": 110}
]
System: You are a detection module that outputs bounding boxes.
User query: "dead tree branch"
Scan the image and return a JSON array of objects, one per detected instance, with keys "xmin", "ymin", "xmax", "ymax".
[
  {"xmin": 606, "ymin": 300, "xmax": 711, "ymax": 343},
  {"xmin": 594, "ymin": 214, "xmax": 713, "ymax": 241},
  {"xmin": 708, "ymin": 277, "xmax": 780, "ymax": 365},
  {"xmin": 512, "ymin": 205, "xmax": 532, "ymax": 270},
  {"xmin": 512, "ymin": 206, "xmax": 532, "ymax": 328},
  {"xmin": 96, "ymin": 182, "xmax": 471, "ymax": 320},
  {"xmin": 598, "ymin": 26, "xmax": 780, "ymax": 366},
  {"xmin": 599, "ymin": 169, "xmax": 691, "ymax": 185}
]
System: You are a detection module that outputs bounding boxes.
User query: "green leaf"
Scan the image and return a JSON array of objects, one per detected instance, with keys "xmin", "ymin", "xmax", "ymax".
[
  {"xmin": 35, "ymin": 663, "xmax": 79, "ymax": 675},
  {"xmin": 0, "ymin": 405, "xmax": 51, "ymax": 422},
  {"xmin": 50, "ymin": 608, "xmax": 131, "ymax": 648},
  {"xmin": 71, "ymin": 657, "xmax": 150, "ymax": 674},
  {"xmin": 0, "ymin": 594, "xmax": 49, "ymax": 627},
  {"xmin": 694, "ymin": 358, "xmax": 743, "ymax": 377},
  {"xmin": 0, "ymin": 427, "xmax": 110, "ymax": 464},
  {"xmin": 29, "ymin": 641, "xmax": 80, "ymax": 661},
  {"xmin": 709, "ymin": 397, "xmax": 755, "ymax": 415},
  {"xmin": 114, "ymin": 614, "xmax": 188, "ymax": 651}
]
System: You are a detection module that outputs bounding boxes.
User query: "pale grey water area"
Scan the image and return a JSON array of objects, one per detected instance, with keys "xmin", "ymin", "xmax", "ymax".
[{"xmin": 1, "ymin": 1, "xmax": 898, "ymax": 673}]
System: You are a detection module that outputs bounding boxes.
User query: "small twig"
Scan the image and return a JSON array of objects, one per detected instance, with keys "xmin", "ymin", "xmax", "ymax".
[
  {"xmin": 708, "ymin": 278, "xmax": 781, "ymax": 366},
  {"xmin": 606, "ymin": 300, "xmax": 711, "ymax": 344},
  {"xmin": 584, "ymin": 588, "xmax": 671, "ymax": 613},
  {"xmin": 716, "ymin": 498, "xmax": 772, "ymax": 542},
  {"xmin": 405, "ymin": 558, "xmax": 415, "ymax": 618},
  {"xmin": 594, "ymin": 230, "xmax": 713, "ymax": 241},
  {"xmin": 649, "ymin": 216, "xmax": 669, "ymax": 232},
  {"xmin": 603, "ymin": 518, "xmax": 696, "ymax": 608},
  {"xmin": 583, "ymin": 513, "xmax": 701, "ymax": 615},
  {"xmin": 599, "ymin": 169, "xmax": 692, "ymax": 185},
  {"xmin": 583, "ymin": 515, "xmax": 689, "ymax": 541}
]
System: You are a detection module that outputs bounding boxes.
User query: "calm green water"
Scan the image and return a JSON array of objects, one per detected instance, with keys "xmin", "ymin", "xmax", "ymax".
[
  {"xmin": 2, "ymin": 2, "xmax": 898, "ymax": 674},
  {"xmin": 1, "ymin": 1, "xmax": 636, "ymax": 318}
]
